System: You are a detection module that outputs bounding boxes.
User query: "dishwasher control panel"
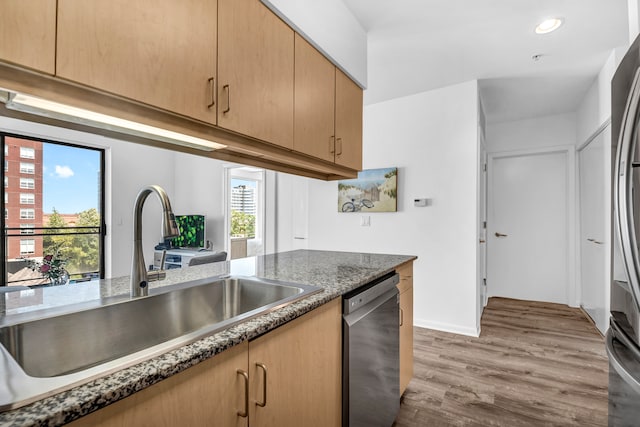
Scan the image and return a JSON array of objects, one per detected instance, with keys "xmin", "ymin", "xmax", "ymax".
[{"xmin": 342, "ymin": 272, "xmax": 399, "ymax": 315}]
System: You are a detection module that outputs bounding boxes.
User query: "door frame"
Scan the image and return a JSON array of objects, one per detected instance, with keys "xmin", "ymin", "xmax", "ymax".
[
  {"xmin": 576, "ymin": 120, "xmax": 612, "ymax": 333},
  {"xmin": 486, "ymin": 145, "xmax": 577, "ymax": 306}
]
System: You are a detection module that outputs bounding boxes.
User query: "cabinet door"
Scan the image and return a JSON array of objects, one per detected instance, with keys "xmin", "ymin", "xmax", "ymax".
[
  {"xmin": 218, "ymin": 0, "xmax": 294, "ymax": 149},
  {"xmin": 0, "ymin": 0, "xmax": 56, "ymax": 74},
  {"xmin": 335, "ymin": 70, "xmax": 363, "ymax": 170},
  {"xmin": 68, "ymin": 341, "xmax": 249, "ymax": 427},
  {"xmin": 397, "ymin": 262, "xmax": 414, "ymax": 395},
  {"xmin": 249, "ymin": 298, "xmax": 341, "ymax": 427},
  {"xmin": 57, "ymin": 0, "xmax": 217, "ymax": 124},
  {"xmin": 294, "ymin": 34, "xmax": 336, "ymax": 162}
]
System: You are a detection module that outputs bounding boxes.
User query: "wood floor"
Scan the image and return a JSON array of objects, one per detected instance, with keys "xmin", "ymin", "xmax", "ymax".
[{"xmin": 394, "ymin": 297, "xmax": 608, "ymax": 427}]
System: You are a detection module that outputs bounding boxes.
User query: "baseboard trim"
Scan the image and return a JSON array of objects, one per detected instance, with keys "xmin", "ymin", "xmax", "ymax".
[{"xmin": 414, "ymin": 318, "xmax": 480, "ymax": 337}]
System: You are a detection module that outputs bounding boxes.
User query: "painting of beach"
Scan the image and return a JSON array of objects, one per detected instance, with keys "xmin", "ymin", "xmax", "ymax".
[{"xmin": 337, "ymin": 167, "xmax": 397, "ymax": 212}]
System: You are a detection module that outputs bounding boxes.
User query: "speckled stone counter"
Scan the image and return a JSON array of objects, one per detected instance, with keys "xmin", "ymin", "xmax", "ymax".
[{"xmin": 0, "ymin": 250, "xmax": 415, "ymax": 426}]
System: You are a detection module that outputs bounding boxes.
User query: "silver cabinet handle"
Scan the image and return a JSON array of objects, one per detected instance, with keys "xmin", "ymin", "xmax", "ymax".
[
  {"xmin": 255, "ymin": 362, "xmax": 267, "ymax": 407},
  {"xmin": 236, "ymin": 369, "xmax": 249, "ymax": 418},
  {"xmin": 336, "ymin": 137, "xmax": 343, "ymax": 155},
  {"xmin": 495, "ymin": 232, "xmax": 508, "ymax": 237},
  {"xmin": 223, "ymin": 84, "xmax": 231, "ymax": 114},
  {"xmin": 207, "ymin": 77, "xmax": 215, "ymax": 108},
  {"xmin": 615, "ymin": 66, "xmax": 640, "ymax": 313},
  {"xmin": 399, "ymin": 307, "xmax": 404, "ymax": 326},
  {"xmin": 329, "ymin": 135, "xmax": 335, "ymax": 155}
]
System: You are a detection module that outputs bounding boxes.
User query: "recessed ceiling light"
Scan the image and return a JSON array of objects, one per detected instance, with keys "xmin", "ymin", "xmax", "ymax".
[{"xmin": 535, "ymin": 18, "xmax": 564, "ymax": 34}]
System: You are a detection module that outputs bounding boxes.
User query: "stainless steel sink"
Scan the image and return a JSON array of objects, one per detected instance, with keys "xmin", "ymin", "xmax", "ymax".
[{"xmin": 0, "ymin": 276, "xmax": 320, "ymax": 409}]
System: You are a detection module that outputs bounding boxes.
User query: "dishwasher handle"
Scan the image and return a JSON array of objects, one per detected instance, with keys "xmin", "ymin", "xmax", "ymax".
[
  {"xmin": 343, "ymin": 287, "xmax": 399, "ymax": 326},
  {"xmin": 343, "ymin": 273, "xmax": 399, "ymax": 315}
]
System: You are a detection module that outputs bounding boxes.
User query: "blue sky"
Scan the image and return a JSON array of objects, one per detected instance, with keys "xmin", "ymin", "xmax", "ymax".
[
  {"xmin": 231, "ymin": 178, "xmax": 257, "ymax": 188},
  {"xmin": 43, "ymin": 143, "xmax": 100, "ymax": 214}
]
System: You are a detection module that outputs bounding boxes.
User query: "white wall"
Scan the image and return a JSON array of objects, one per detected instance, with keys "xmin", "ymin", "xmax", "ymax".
[
  {"xmin": 485, "ymin": 113, "xmax": 577, "ymax": 153},
  {"xmin": 275, "ymin": 172, "xmax": 309, "ymax": 253},
  {"xmin": 108, "ymin": 140, "xmax": 175, "ymax": 278},
  {"xmin": 629, "ymin": 0, "xmax": 640, "ymax": 44},
  {"xmin": 261, "ymin": 0, "xmax": 367, "ymax": 87},
  {"xmin": 172, "ymin": 153, "xmax": 226, "ymax": 253},
  {"xmin": 576, "ymin": 51, "xmax": 618, "ymax": 144},
  {"xmin": 305, "ymin": 81, "xmax": 481, "ymax": 336}
]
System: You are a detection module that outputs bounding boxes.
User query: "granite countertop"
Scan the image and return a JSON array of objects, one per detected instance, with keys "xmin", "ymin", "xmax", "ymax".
[{"xmin": 0, "ymin": 249, "xmax": 416, "ymax": 426}]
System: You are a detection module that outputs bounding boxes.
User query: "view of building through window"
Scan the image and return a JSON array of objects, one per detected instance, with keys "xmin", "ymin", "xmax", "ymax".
[
  {"xmin": 230, "ymin": 178, "xmax": 257, "ymax": 238},
  {"xmin": 2, "ymin": 135, "xmax": 103, "ymax": 287}
]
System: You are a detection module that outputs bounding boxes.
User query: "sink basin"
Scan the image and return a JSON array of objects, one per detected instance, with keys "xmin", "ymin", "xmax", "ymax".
[{"xmin": 0, "ymin": 276, "xmax": 320, "ymax": 381}]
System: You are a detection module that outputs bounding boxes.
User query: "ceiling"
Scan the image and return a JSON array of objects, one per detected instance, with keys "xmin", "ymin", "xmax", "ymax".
[{"xmin": 342, "ymin": 0, "xmax": 629, "ymax": 123}]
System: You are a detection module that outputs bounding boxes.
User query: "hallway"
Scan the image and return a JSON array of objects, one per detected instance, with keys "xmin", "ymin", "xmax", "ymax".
[{"xmin": 394, "ymin": 297, "xmax": 608, "ymax": 426}]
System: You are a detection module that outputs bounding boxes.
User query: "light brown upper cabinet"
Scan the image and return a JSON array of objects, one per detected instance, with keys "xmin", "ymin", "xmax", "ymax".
[
  {"xmin": 294, "ymin": 35, "xmax": 363, "ymax": 170},
  {"xmin": 0, "ymin": 0, "xmax": 56, "ymax": 74},
  {"xmin": 335, "ymin": 70, "xmax": 363, "ymax": 170},
  {"xmin": 218, "ymin": 0, "xmax": 294, "ymax": 150},
  {"xmin": 294, "ymin": 35, "xmax": 336, "ymax": 163},
  {"xmin": 56, "ymin": 0, "xmax": 217, "ymax": 124}
]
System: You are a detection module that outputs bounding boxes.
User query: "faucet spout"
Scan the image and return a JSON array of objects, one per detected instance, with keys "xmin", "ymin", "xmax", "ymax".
[{"xmin": 131, "ymin": 185, "xmax": 180, "ymax": 297}]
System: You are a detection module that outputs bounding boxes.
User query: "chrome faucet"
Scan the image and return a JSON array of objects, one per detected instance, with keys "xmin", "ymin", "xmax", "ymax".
[{"xmin": 131, "ymin": 185, "xmax": 180, "ymax": 297}]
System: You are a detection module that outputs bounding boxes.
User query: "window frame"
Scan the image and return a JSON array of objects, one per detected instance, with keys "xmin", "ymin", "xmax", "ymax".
[
  {"xmin": 1, "ymin": 132, "xmax": 106, "ymax": 284},
  {"xmin": 19, "ymin": 238, "xmax": 35, "ymax": 255},
  {"xmin": 19, "ymin": 147, "xmax": 35, "ymax": 159},
  {"xmin": 19, "ymin": 193, "xmax": 35, "ymax": 205},
  {"xmin": 19, "ymin": 208, "xmax": 35, "ymax": 219},
  {"xmin": 19, "ymin": 178, "xmax": 35, "ymax": 189},
  {"xmin": 19, "ymin": 162, "xmax": 35, "ymax": 174}
]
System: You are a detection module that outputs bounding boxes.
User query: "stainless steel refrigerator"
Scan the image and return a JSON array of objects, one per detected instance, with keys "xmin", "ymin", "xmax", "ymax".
[{"xmin": 611, "ymin": 34, "xmax": 640, "ymax": 426}]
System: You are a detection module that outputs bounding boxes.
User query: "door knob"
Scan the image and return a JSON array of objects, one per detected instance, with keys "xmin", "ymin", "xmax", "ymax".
[{"xmin": 495, "ymin": 232, "xmax": 508, "ymax": 237}]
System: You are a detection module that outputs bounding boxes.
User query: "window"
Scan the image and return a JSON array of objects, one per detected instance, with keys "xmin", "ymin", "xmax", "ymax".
[
  {"xmin": 20, "ymin": 162, "xmax": 35, "ymax": 174},
  {"xmin": 225, "ymin": 167, "xmax": 266, "ymax": 259},
  {"xmin": 4, "ymin": 145, "xmax": 7, "ymax": 155},
  {"xmin": 20, "ymin": 147, "xmax": 35, "ymax": 159},
  {"xmin": 19, "ymin": 239, "xmax": 35, "ymax": 255},
  {"xmin": 20, "ymin": 209, "xmax": 35, "ymax": 219},
  {"xmin": 4, "ymin": 209, "xmax": 7, "ymax": 220},
  {"xmin": 4, "ymin": 160, "xmax": 7, "ymax": 171},
  {"xmin": 2, "ymin": 133, "xmax": 105, "ymax": 286},
  {"xmin": 20, "ymin": 193, "xmax": 35, "ymax": 204},
  {"xmin": 20, "ymin": 224, "xmax": 35, "ymax": 235},
  {"xmin": 19, "ymin": 178, "xmax": 35, "ymax": 189}
]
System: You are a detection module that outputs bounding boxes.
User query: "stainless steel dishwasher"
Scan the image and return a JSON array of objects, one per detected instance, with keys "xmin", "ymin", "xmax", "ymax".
[{"xmin": 343, "ymin": 272, "xmax": 400, "ymax": 427}]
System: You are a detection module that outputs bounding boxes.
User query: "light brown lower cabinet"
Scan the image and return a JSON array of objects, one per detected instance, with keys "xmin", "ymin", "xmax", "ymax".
[
  {"xmin": 249, "ymin": 297, "xmax": 342, "ymax": 427},
  {"xmin": 68, "ymin": 298, "xmax": 341, "ymax": 427},
  {"xmin": 396, "ymin": 262, "xmax": 414, "ymax": 396},
  {"xmin": 68, "ymin": 341, "xmax": 249, "ymax": 427}
]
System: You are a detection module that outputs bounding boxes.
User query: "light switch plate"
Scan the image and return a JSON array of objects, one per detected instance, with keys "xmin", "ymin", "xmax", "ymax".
[{"xmin": 360, "ymin": 216, "xmax": 371, "ymax": 226}]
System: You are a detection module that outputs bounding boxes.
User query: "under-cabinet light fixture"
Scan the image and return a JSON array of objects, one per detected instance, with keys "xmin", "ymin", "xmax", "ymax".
[
  {"xmin": 535, "ymin": 18, "xmax": 564, "ymax": 34},
  {"xmin": 4, "ymin": 93, "xmax": 226, "ymax": 151}
]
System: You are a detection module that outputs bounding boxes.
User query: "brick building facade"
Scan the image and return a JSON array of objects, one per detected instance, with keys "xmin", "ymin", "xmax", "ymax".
[{"xmin": 4, "ymin": 136, "xmax": 44, "ymax": 260}]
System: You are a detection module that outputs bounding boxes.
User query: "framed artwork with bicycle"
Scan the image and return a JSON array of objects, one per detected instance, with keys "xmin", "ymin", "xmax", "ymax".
[{"xmin": 337, "ymin": 167, "xmax": 397, "ymax": 213}]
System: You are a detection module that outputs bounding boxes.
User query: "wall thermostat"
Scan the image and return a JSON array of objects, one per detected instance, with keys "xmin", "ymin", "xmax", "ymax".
[{"xmin": 414, "ymin": 198, "xmax": 429, "ymax": 207}]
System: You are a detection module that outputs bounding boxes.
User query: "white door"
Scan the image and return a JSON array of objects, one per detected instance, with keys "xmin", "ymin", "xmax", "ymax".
[
  {"xmin": 579, "ymin": 127, "xmax": 610, "ymax": 334},
  {"xmin": 487, "ymin": 151, "xmax": 568, "ymax": 304}
]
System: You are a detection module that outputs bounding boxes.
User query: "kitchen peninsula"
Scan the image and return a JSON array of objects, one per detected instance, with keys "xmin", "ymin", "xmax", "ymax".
[{"xmin": 0, "ymin": 250, "xmax": 415, "ymax": 426}]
